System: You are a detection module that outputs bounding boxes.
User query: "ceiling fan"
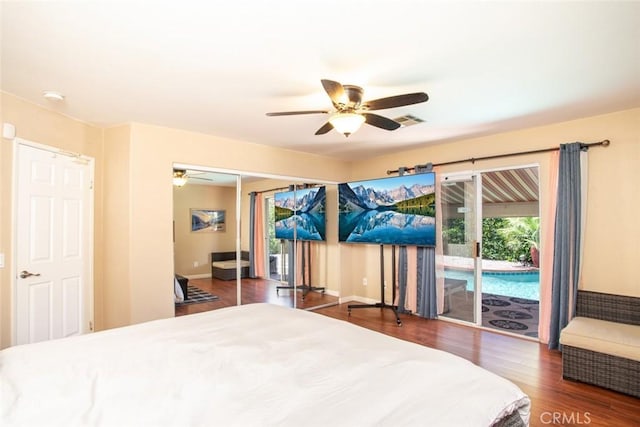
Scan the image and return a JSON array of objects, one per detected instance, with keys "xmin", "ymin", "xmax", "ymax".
[
  {"xmin": 266, "ymin": 79, "xmax": 429, "ymax": 137},
  {"xmin": 172, "ymin": 169, "xmax": 217, "ymax": 187}
]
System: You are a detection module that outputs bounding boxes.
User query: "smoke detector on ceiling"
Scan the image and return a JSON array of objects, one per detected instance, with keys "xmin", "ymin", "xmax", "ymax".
[{"xmin": 42, "ymin": 91, "xmax": 65, "ymax": 102}]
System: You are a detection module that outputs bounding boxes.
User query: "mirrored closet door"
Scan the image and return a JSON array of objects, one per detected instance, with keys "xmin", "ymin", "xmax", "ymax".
[
  {"xmin": 278, "ymin": 183, "xmax": 331, "ymax": 310},
  {"xmin": 172, "ymin": 169, "xmax": 239, "ymax": 315},
  {"xmin": 241, "ymin": 178, "xmax": 339, "ymax": 311},
  {"xmin": 174, "ymin": 168, "xmax": 339, "ymax": 316}
]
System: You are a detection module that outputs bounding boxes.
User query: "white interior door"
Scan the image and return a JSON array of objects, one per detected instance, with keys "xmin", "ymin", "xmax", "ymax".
[{"xmin": 15, "ymin": 142, "xmax": 94, "ymax": 344}]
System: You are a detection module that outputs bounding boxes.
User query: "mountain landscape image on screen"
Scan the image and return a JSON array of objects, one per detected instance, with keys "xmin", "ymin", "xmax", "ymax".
[
  {"xmin": 338, "ymin": 174, "xmax": 436, "ymax": 246},
  {"xmin": 274, "ymin": 186, "xmax": 326, "ymax": 241}
]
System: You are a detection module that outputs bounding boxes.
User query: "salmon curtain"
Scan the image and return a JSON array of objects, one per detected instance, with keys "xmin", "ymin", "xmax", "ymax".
[
  {"xmin": 538, "ymin": 151, "xmax": 559, "ymax": 344},
  {"xmin": 395, "ymin": 245, "xmax": 417, "ymax": 314},
  {"xmin": 406, "ymin": 246, "xmax": 418, "ymax": 313},
  {"xmin": 295, "ymin": 241, "xmax": 304, "ymax": 285},
  {"xmin": 249, "ymin": 192, "xmax": 266, "ymax": 278},
  {"xmin": 395, "ymin": 247, "xmax": 406, "ymax": 309}
]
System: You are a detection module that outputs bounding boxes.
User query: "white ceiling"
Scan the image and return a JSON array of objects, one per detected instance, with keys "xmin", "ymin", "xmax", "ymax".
[{"xmin": 2, "ymin": 1, "xmax": 639, "ymax": 161}]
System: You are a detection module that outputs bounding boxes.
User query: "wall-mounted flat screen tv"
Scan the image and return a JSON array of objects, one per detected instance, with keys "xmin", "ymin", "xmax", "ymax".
[
  {"xmin": 274, "ymin": 186, "xmax": 326, "ymax": 241},
  {"xmin": 338, "ymin": 173, "xmax": 435, "ymax": 246}
]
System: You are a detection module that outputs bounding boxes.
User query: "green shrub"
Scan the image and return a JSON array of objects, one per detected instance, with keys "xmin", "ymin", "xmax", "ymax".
[
  {"xmin": 482, "ymin": 218, "xmax": 511, "ymax": 260},
  {"xmin": 442, "ymin": 216, "xmax": 539, "ymax": 263}
]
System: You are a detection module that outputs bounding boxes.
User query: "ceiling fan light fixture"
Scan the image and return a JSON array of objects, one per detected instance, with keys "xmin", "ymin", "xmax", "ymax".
[
  {"xmin": 173, "ymin": 170, "xmax": 188, "ymax": 187},
  {"xmin": 329, "ymin": 113, "xmax": 365, "ymax": 137},
  {"xmin": 266, "ymin": 79, "xmax": 428, "ymax": 136}
]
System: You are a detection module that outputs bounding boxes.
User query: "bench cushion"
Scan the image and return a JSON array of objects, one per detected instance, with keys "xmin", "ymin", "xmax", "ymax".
[
  {"xmin": 211, "ymin": 260, "xmax": 250, "ymax": 270},
  {"xmin": 560, "ymin": 317, "xmax": 640, "ymax": 362}
]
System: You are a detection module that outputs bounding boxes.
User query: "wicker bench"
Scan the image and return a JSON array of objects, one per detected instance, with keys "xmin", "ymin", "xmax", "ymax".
[
  {"xmin": 211, "ymin": 251, "xmax": 250, "ymax": 280},
  {"xmin": 559, "ymin": 290, "xmax": 640, "ymax": 397}
]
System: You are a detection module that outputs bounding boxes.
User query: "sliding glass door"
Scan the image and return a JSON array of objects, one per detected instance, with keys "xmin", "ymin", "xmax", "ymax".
[
  {"xmin": 439, "ymin": 167, "xmax": 541, "ymax": 337},
  {"xmin": 440, "ymin": 174, "xmax": 482, "ymax": 324}
]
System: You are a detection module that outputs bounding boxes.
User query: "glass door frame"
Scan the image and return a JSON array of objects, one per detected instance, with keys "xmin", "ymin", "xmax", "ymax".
[
  {"xmin": 473, "ymin": 173, "xmax": 483, "ymax": 327},
  {"xmin": 439, "ymin": 171, "xmax": 483, "ymax": 326}
]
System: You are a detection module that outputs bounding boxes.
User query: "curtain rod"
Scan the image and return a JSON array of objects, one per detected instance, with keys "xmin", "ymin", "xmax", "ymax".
[
  {"xmin": 248, "ymin": 183, "xmax": 321, "ymax": 196},
  {"xmin": 386, "ymin": 139, "xmax": 610, "ymax": 175},
  {"xmin": 249, "ymin": 185, "xmax": 289, "ymax": 196}
]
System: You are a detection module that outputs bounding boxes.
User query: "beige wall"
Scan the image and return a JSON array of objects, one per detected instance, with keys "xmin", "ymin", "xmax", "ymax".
[
  {"xmin": 173, "ymin": 183, "xmax": 237, "ymax": 276},
  {"xmin": 0, "ymin": 92, "xmax": 105, "ymax": 348},
  {"xmin": 102, "ymin": 125, "xmax": 132, "ymax": 328},
  {"xmin": 345, "ymin": 108, "xmax": 640, "ymax": 299}
]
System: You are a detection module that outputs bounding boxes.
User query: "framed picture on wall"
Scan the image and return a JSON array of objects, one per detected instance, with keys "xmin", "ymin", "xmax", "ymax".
[{"xmin": 190, "ymin": 209, "xmax": 226, "ymax": 232}]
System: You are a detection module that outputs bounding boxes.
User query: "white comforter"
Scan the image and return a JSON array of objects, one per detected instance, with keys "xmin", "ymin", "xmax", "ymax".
[{"xmin": 1, "ymin": 303, "xmax": 530, "ymax": 426}]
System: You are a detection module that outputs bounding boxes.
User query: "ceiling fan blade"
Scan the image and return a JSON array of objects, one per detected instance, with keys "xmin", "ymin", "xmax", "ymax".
[
  {"xmin": 363, "ymin": 113, "xmax": 401, "ymax": 131},
  {"xmin": 266, "ymin": 110, "xmax": 329, "ymax": 116},
  {"xmin": 364, "ymin": 92, "xmax": 429, "ymax": 110},
  {"xmin": 314, "ymin": 122, "xmax": 334, "ymax": 135},
  {"xmin": 321, "ymin": 79, "xmax": 346, "ymax": 107}
]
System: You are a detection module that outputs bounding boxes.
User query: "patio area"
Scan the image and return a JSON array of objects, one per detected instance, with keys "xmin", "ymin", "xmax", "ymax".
[
  {"xmin": 442, "ymin": 256, "xmax": 540, "ymax": 338},
  {"xmin": 444, "ymin": 289, "xmax": 539, "ymax": 338}
]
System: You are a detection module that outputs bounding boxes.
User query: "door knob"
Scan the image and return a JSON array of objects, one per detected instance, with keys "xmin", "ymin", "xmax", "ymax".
[{"xmin": 19, "ymin": 270, "xmax": 41, "ymax": 279}]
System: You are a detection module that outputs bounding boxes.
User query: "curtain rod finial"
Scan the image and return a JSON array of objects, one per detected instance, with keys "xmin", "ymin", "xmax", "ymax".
[{"xmin": 602, "ymin": 139, "xmax": 610, "ymax": 147}]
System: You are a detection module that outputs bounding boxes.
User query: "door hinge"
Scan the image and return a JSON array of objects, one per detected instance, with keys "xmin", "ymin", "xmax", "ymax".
[
  {"xmin": 89, "ymin": 321, "xmax": 94, "ymax": 331},
  {"xmin": 89, "ymin": 180, "xmax": 94, "ymax": 190}
]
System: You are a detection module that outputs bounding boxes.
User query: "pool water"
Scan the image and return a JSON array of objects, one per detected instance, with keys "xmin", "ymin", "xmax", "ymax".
[{"xmin": 445, "ymin": 269, "xmax": 540, "ymax": 301}]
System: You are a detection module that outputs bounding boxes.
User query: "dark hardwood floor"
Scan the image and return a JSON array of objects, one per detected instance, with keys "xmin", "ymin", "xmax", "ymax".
[
  {"xmin": 175, "ymin": 276, "xmax": 339, "ymax": 316},
  {"xmin": 177, "ymin": 278, "xmax": 639, "ymax": 426}
]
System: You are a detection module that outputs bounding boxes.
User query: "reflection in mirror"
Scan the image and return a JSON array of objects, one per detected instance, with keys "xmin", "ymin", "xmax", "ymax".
[
  {"xmin": 288, "ymin": 184, "xmax": 333, "ymax": 310},
  {"xmin": 173, "ymin": 170, "xmax": 339, "ymax": 318},
  {"xmin": 244, "ymin": 179, "xmax": 339, "ymax": 311},
  {"xmin": 172, "ymin": 168, "xmax": 238, "ymax": 316},
  {"xmin": 241, "ymin": 177, "xmax": 294, "ymax": 308},
  {"xmin": 275, "ymin": 184, "xmax": 326, "ymax": 309}
]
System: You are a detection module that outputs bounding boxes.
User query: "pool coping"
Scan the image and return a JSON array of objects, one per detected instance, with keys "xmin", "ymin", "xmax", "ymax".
[
  {"xmin": 444, "ymin": 255, "xmax": 539, "ymax": 274},
  {"xmin": 445, "ymin": 265, "xmax": 539, "ymax": 275}
]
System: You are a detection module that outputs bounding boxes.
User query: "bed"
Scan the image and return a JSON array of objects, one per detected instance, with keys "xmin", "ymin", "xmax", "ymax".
[{"xmin": 0, "ymin": 303, "xmax": 530, "ymax": 426}]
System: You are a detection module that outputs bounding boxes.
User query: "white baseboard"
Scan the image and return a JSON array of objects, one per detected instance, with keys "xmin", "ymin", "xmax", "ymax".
[
  {"xmin": 322, "ymin": 289, "xmax": 340, "ymax": 298},
  {"xmin": 339, "ymin": 295, "xmax": 388, "ymax": 305}
]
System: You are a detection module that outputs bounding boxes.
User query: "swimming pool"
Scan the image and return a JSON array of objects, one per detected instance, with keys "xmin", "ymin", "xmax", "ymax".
[{"xmin": 445, "ymin": 269, "xmax": 540, "ymax": 300}]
